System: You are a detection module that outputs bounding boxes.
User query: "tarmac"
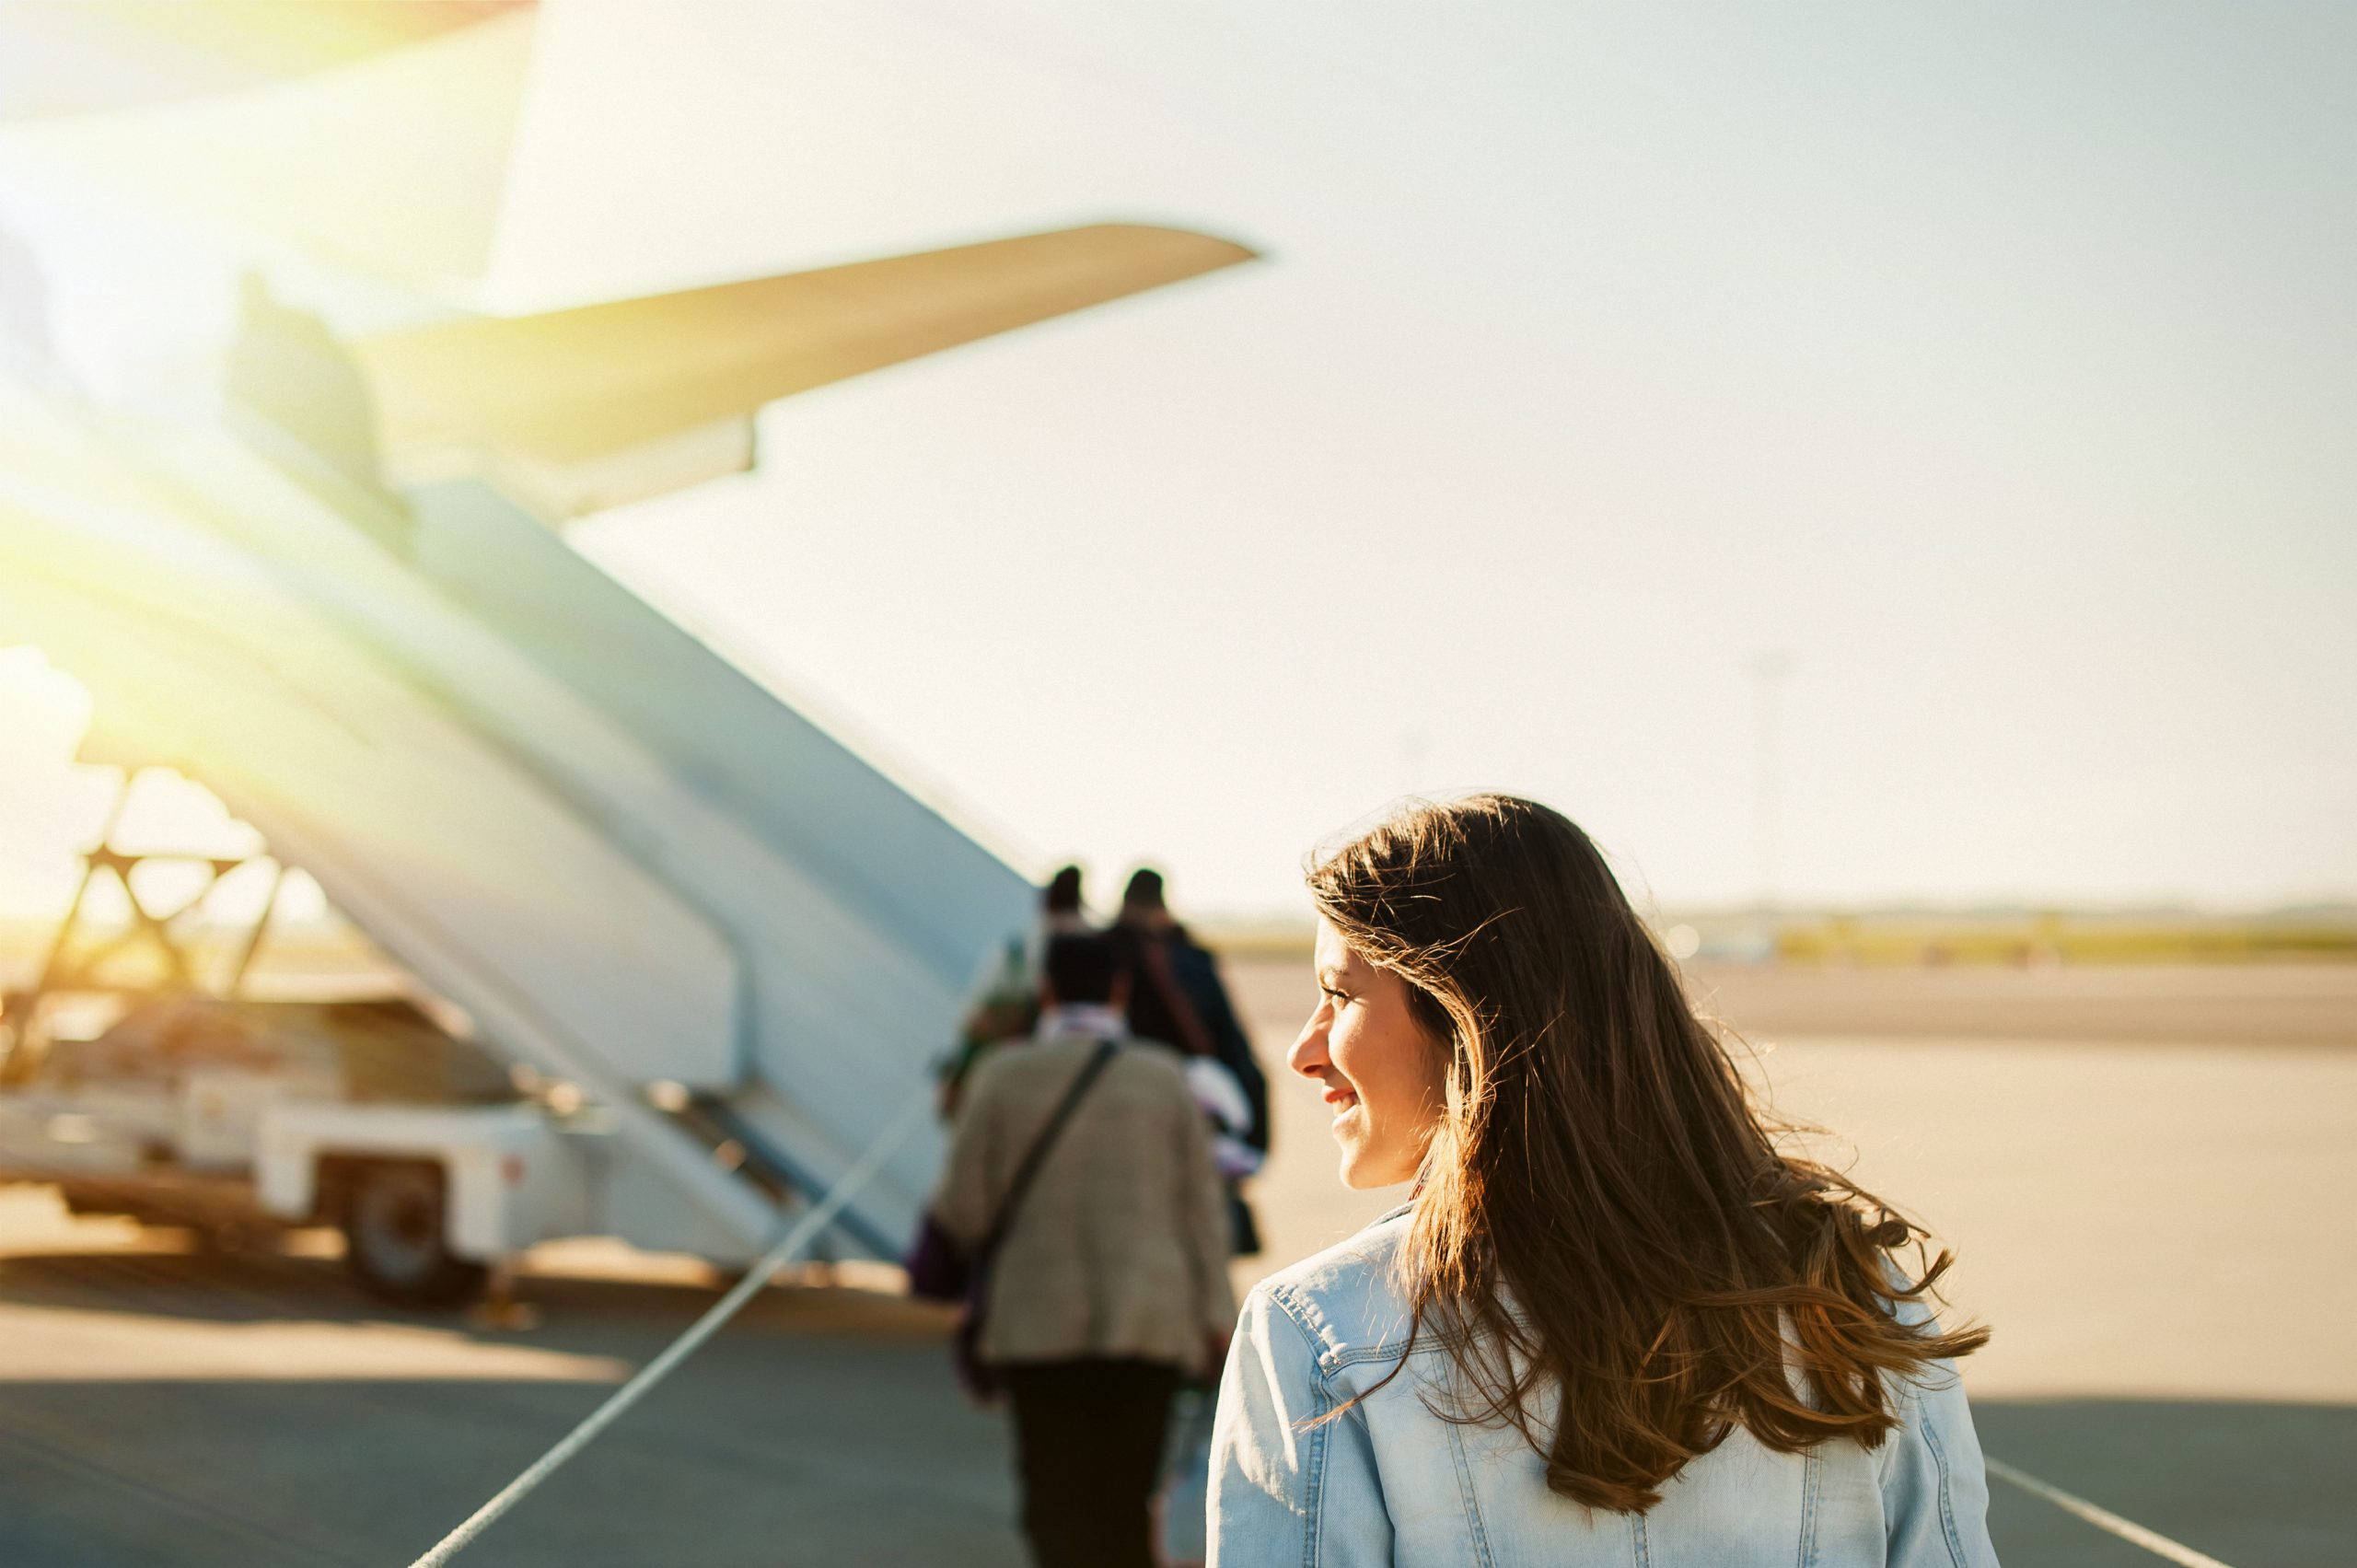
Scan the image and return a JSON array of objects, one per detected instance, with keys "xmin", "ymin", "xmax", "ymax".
[{"xmin": 1, "ymin": 959, "xmax": 2351, "ymax": 1566}]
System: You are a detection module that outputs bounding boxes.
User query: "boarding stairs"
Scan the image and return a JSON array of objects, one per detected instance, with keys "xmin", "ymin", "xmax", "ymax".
[{"xmin": 0, "ymin": 371, "xmax": 1034, "ymax": 1266}]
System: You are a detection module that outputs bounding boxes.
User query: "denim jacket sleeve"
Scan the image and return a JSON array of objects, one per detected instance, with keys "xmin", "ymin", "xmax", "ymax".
[
  {"xmin": 1878, "ymin": 1365, "xmax": 2002, "ymax": 1567},
  {"xmin": 1206, "ymin": 1281, "xmax": 1394, "ymax": 1567}
]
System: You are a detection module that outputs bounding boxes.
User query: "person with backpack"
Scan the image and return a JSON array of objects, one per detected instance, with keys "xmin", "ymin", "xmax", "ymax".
[{"xmin": 1109, "ymin": 867, "xmax": 1271, "ymax": 1251}]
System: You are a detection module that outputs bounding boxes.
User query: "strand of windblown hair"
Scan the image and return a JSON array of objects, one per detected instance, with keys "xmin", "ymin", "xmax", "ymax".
[{"xmin": 402, "ymin": 1089, "xmax": 934, "ymax": 1568}]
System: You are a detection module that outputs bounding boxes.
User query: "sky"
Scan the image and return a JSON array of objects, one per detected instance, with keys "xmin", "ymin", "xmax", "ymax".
[{"xmin": 4, "ymin": 1, "xmax": 2355, "ymax": 921}]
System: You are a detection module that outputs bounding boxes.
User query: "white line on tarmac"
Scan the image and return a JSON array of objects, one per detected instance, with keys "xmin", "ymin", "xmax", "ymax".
[
  {"xmin": 402, "ymin": 1090, "xmax": 933, "ymax": 1568},
  {"xmin": 1986, "ymin": 1457, "xmax": 2238, "ymax": 1568}
]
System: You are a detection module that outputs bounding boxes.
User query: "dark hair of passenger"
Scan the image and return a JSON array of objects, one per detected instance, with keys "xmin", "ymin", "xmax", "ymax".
[
  {"xmin": 1307, "ymin": 794, "xmax": 1989, "ymax": 1514},
  {"xmin": 1040, "ymin": 932, "xmax": 1126, "ymax": 1006},
  {"xmin": 1044, "ymin": 865, "xmax": 1085, "ymax": 915},
  {"xmin": 1120, "ymin": 867, "xmax": 1166, "ymax": 910}
]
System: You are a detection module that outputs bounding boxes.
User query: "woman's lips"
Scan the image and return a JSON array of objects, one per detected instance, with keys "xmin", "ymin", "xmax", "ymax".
[{"xmin": 1324, "ymin": 1084, "xmax": 1360, "ymax": 1122}]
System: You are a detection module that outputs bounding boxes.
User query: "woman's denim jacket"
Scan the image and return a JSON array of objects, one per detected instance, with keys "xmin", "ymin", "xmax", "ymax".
[{"xmin": 1208, "ymin": 1208, "xmax": 2001, "ymax": 1566}]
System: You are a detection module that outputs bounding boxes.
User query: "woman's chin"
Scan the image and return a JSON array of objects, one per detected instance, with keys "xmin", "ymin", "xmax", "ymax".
[
  {"xmin": 1336, "ymin": 1144, "xmax": 1396, "ymax": 1191},
  {"xmin": 1337, "ymin": 1135, "xmax": 1422, "ymax": 1191},
  {"xmin": 1332, "ymin": 1107, "xmax": 1414, "ymax": 1189}
]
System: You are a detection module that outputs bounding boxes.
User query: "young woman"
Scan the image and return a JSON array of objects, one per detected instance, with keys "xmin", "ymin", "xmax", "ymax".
[{"xmin": 1208, "ymin": 796, "xmax": 1998, "ymax": 1565}]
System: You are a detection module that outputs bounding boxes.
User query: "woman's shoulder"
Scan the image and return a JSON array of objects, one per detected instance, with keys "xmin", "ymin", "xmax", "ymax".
[{"xmin": 1242, "ymin": 1203, "xmax": 1420, "ymax": 1371}]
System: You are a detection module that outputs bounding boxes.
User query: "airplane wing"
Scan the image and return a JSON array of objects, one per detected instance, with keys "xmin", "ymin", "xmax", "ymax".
[{"xmin": 350, "ymin": 222, "xmax": 1258, "ymax": 518}]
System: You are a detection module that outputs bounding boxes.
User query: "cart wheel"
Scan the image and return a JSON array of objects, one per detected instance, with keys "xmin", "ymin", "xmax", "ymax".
[{"xmin": 340, "ymin": 1160, "xmax": 486, "ymax": 1306}]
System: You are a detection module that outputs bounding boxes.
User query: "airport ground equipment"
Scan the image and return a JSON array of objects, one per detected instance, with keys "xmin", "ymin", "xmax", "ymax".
[{"xmin": 0, "ymin": 222, "xmax": 1254, "ymax": 1297}]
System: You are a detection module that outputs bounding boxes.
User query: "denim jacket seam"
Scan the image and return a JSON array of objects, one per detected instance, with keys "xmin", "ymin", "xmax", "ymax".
[
  {"xmin": 1797, "ymin": 1443, "xmax": 1821, "ymax": 1568},
  {"xmin": 1264, "ymin": 1283, "xmax": 1344, "ymax": 1365},
  {"xmin": 1324, "ymin": 1339, "xmax": 1419, "ymax": 1370},
  {"xmin": 1260, "ymin": 1285, "xmax": 1337, "ymax": 1568},
  {"xmin": 1265, "ymin": 1282, "xmax": 1420, "ymax": 1374},
  {"xmin": 1444, "ymin": 1419, "xmax": 1497, "ymax": 1568},
  {"xmin": 1301, "ymin": 1373, "xmax": 1332, "ymax": 1568},
  {"xmin": 1916, "ymin": 1396, "xmax": 1968, "ymax": 1568}
]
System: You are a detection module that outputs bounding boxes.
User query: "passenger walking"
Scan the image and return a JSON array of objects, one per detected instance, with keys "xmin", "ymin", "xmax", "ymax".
[
  {"xmin": 931, "ymin": 933, "xmax": 1236, "ymax": 1568},
  {"xmin": 1104, "ymin": 868, "xmax": 1272, "ymax": 1564},
  {"xmin": 939, "ymin": 865, "xmax": 1092, "ymax": 1117},
  {"xmin": 1209, "ymin": 796, "xmax": 1999, "ymax": 1565},
  {"xmin": 1109, "ymin": 868, "xmax": 1271, "ymax": 1249}
]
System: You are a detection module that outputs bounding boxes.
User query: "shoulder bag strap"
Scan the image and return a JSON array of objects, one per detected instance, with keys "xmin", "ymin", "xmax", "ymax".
[{"xmin": 978, "ymin": 1039, "xmax": 1120, "ymax": 1259}]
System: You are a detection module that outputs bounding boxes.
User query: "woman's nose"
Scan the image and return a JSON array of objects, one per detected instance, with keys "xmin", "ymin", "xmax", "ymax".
[{"xmin": 1288, "ymin": 1010, "xmax": 1331, "ymax": 1079}]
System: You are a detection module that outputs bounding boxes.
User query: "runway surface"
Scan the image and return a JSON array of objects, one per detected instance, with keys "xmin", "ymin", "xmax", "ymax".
[{"xmin": 1, "ymin": 960, "xmax": 2351, "ymax": 1566}]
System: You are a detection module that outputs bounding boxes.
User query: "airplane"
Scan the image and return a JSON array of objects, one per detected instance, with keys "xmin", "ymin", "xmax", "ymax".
[{"xmin": 0, "ymin": 1, "xmax": 1257, "ymax": 1300}]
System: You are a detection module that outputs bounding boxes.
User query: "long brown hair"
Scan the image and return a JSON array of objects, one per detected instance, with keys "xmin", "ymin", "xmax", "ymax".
[{"xmin": 1307, "ymin": 794, "xmax": 1987, "ymax": 1513}]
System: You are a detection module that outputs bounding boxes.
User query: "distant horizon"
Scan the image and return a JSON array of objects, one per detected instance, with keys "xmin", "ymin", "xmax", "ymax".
[{"xmin": 3, "ymin": 889, "xmax": 2351, "ymax": 937}]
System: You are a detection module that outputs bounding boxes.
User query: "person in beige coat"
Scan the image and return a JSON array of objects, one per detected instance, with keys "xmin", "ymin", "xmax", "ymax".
[{"xmin": 933, "ymin": 932, "xmax": 1236, "ymax": 1568}]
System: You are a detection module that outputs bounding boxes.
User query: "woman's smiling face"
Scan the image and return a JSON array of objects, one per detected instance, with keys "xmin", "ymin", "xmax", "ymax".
[{"xmin": 1290, "ymin": 916, "xmax": 1449, "ymax": 1190}]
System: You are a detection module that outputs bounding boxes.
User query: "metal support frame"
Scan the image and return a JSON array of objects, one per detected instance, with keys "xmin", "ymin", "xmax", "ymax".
[{"xmin": 0, "ymin": 767, "xmax": 278, "ymax": 1084}]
